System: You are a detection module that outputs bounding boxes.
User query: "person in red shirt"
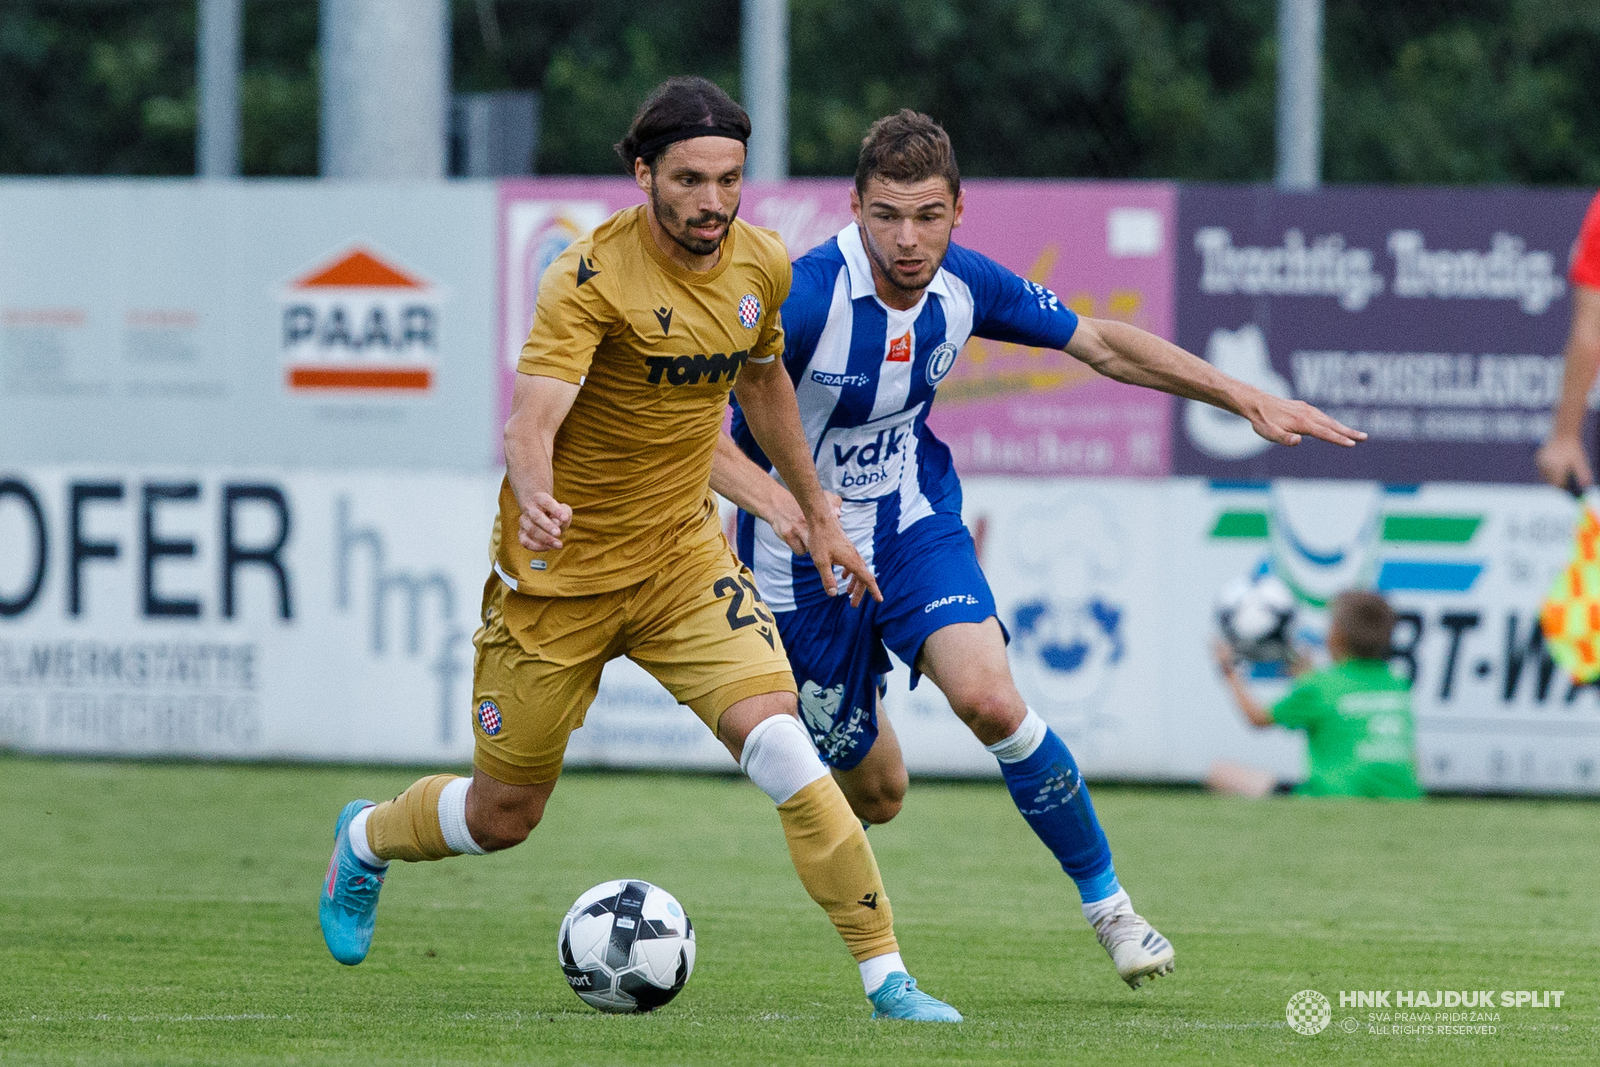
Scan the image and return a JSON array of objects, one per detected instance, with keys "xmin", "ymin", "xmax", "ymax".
[{"xmin": 1537, "ymin": 191, "xmax": 1600, "ymax": 489}]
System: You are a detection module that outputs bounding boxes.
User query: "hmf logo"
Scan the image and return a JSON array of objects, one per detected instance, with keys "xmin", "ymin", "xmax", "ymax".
[
  {"xmin": 334, "ymin": 499, "xmax": 467, "ymax": 745},
  {"xmin": 643, "ymin": 350, "xmax": 749, "ymax": 386},
  {"xmin": 281, "ymin": 247, "xmax": 442, "ymax": 393}
]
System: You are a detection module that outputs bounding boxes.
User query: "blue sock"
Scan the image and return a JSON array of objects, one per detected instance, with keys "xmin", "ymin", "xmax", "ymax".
[{"xmin": 989, "ymin": 713, "xmax": 1120, "ymax": 904}]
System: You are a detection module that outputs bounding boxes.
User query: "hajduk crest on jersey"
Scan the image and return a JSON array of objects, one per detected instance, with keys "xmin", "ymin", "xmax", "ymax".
[{"xmin": 738, "ymin": 294, "xmax": 761, "ymax": 329}]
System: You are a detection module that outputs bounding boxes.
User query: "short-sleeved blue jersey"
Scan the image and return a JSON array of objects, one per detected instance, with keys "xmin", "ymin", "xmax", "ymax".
[{"xmin": 732, "ymin": 223, "xmax": 1079, "ymax": 611}]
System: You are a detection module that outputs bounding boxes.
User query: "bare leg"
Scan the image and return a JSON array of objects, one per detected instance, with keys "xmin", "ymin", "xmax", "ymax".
[
  {"xmin": 914, "ymin": 618, "xmax": 1026, "ymax": 744},
  {"xmin": 1206, "ymin": 760, "xmax": 1279, "ymax": 798},
  {"xmin": 464, "ymin": 769, "xmax": 559, "ymax": 851},
  {"xmin": 832, "ymin": 697, "xmax": 909, "ymax": 825}
]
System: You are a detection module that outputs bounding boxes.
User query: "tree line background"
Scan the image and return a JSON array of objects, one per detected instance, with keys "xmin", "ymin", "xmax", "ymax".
[{"xmin": 3, "ymin": 0, "xmax": 1599, "ymax": 183}]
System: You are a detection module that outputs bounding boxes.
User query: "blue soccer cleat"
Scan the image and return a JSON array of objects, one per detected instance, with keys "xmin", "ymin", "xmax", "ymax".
[
  {"xmin": 868, "ymin": 972, "xmax": 963, "ymax": 1022},
  {"xmin": 319, "ymin": 799, "xmax": 385, "ymax": 966}
]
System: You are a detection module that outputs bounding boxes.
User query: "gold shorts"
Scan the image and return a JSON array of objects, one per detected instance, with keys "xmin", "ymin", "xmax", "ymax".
[{"xmin": 470, "ymin": 533, "xmax": 795, "ymax": 785}]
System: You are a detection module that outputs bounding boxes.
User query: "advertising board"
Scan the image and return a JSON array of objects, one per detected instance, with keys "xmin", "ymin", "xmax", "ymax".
[
  {"xmin": 498, "ymin": 178, "xmax": 1178, "ymax": 476},
  {"xmin": 0, "ymin": 181, "xmax": 498, "ymax": 471},
  {"xmin": 0, "ymin": 467, "xmax": 496, "ymax": 762},
  {"xmin": 1173, "ymin": 185, "xmax": 1594, "ymax": 483}
]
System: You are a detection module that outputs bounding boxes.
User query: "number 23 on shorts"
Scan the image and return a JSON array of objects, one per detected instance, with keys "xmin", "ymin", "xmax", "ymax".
[{"xmin": 715, "ymin": 573, "xmax": 777, "ymax": 646}]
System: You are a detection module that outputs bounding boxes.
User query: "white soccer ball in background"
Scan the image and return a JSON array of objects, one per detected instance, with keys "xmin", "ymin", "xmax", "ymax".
[
  {"xmin": 1216, "ymin": 573, "xmax": 1298, "ymax": 663},
  {"xmin": 558, "ymin": 879, "xmax": 695, "ymax": 1013}
]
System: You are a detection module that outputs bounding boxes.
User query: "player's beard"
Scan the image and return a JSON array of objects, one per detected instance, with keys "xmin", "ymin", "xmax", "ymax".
[{"xmin": 653, "ymin": 185, "xmax": 739, "ymax": 257}]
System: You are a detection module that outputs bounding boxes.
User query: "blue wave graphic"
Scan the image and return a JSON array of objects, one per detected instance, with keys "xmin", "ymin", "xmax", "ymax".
[{"xmin": 1377, "ymin": 561, "xmax": 1484, "ymax": 592}]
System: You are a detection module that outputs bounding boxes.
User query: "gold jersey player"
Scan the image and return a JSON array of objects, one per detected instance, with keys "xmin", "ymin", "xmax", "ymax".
[{"xmin": 317, "ymin": 77, "xmax": 961, "ymax": 1022}]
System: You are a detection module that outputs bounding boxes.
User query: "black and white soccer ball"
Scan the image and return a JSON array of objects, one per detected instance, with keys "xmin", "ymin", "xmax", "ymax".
[
  {"xmin": 1216, "ymin": 573, "xmax": 1297, "ymax": 663},
  {"xmin": 557, "ymin": 879, "xmax": 695, "ymax": 1014}
]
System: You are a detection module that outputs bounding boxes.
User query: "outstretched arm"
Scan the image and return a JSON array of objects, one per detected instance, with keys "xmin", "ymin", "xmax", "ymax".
[
  {"xmin": 504, "ymin": 371, "xmax": 580, "ymax": 552},
  {"xmin": 1536, "ymin": 286, "xmax": 1600, "ymax": 490},
  {"xmin": 732, "ymin": 358, "xmax": 880, "ymax": 605},
  {"xmin": 1212, "ymin": 639, "xmax": 1275, "ymax": 729},
  {"xmin": 1065, "ymin": 316, "xmax": 1364, "ymax": 449},
  {"xmin": 710, "ymin": 432, "xmax": 839, "ymax": 556}
]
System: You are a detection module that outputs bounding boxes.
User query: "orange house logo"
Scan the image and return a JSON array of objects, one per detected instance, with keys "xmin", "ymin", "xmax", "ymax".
[{"xmin": 281, "ymin": 246, "xmax": 441, "ymax": 392}]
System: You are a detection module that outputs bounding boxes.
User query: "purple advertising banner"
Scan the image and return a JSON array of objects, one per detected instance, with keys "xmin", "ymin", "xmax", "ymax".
[
  {"xmin": 925, "ymin": 181, "xmax": 1175, "ymax": 477},
  {"xmin": 498, "ymin": 178, "xmax": 1177, "ymax": 475},
  {"xmin": 1173, "ymin": 185, "xmax": 1594, "ymax": 483}
]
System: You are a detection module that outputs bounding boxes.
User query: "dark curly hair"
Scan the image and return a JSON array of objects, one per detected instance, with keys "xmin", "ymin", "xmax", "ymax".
[{"xmin": 614, "ymin": 76, "xmax": 751, "ymax": 170}]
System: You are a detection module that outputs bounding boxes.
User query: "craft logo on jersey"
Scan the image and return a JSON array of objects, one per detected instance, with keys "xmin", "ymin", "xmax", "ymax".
[
  {"xmin": 477, "ymin": 699, "xmax": 503, "ymax": 736},
  {"xmin": 886, "ymin": 330, "xmax": 912, "ymax": 362},
  {"xmin": 738, "ymin": 293, "xmax": 761, "ymax": 329},
  {"xmin": 280, "ymin": 246, "xmax": 441, "ymax": 393},
  {"xmin": 926, "ymin": 341, "xmax": 958, "ymax": 385}
]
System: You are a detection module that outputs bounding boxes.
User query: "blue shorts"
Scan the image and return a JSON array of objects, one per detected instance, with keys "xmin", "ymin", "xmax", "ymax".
[{"xmin": 775, "ymin": 512, "xmax": 999, "ymax": 770}]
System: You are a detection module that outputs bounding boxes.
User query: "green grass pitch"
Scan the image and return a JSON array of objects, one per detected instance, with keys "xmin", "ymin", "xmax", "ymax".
[{"xmin": 1, "ymin": 756, "xmax": 1594, "ymax": 1066}]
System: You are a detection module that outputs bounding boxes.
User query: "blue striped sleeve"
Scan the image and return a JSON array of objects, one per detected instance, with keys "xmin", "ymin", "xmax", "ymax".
[
  {"xmin": 946, "ymin": 244, "xmax": 1079, "ymax": 350},
  {"xmin": 777, "ymin": 241, "xmax": 843, "ymax": 383}
]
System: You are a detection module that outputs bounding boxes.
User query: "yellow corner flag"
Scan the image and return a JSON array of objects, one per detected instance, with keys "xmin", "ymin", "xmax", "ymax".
[{"xmin": 1540, "ymin": 500, "xmax": 1600, "ymax": 682}]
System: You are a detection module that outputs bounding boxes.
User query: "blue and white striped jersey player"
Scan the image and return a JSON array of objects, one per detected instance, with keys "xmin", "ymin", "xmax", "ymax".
[{"xmin": 712, "ymin": 111, "xmax": 1364, "ymax": 990}]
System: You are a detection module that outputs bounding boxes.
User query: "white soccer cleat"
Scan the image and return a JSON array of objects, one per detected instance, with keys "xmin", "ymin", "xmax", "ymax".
[{"xmin": 1094, "ymin": 911, "xmax": 1175, "ymax": 989}]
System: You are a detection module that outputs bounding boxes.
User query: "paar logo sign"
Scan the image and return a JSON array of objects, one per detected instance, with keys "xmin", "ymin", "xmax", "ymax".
[{"xmin": 281, "ymin": 246, "xmax": 441, "ymax": 392}]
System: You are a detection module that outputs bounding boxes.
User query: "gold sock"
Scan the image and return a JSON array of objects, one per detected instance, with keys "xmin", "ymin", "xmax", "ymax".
[
  {"xmin": 776, "ymin": 776, "xmax": 900, "ymax": 962},
  {"xmin": 365, "ymin": 774, "xmax": 460, "ymax": 862}
]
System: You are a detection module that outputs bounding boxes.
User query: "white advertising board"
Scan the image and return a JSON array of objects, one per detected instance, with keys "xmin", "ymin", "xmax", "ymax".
[
  {"xmin": 889, "ymin": 477, "xmax": 1600, "ymax": 793},
  {"xmin": 1171, "ymin": 478, "xmax": 1600, "ymax": 794},
  {"xmin": 0, "ymin": 467, "xmax": 497, "ymax": 762},
  {"xmin": 5, "ymin": 468, "xmax": 1595, "ymax": 792},
  {"xmin": 0, "ymin": 465, "xmax": 739, "ymax": 769},
  {"xmin": 0, "ymin": 181, "xmax": 498, "ymax": 471}
]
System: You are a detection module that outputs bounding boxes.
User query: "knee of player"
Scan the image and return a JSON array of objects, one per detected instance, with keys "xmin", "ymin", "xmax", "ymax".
[
  {"xmin": 856, "ymin": 793, "xmax": 903, "ymax": 825},
  {"xmin": 950, "ymin": 685, "xmax": 1025, "ymax": 737},
  {"xmin": 470, "ymin": 802, "xmax": 544, "ymax": 852}
]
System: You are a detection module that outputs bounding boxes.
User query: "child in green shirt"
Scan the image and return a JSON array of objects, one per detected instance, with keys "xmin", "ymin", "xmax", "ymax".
[{"xmin": 1211, "ymin": 590, "xmax": 1423, "ymax": 799}]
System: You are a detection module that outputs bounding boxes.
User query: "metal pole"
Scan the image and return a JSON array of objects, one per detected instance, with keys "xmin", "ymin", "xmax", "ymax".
[
  {"xmin": 1275, "ymin": 0, "xmax": 1323, "ymax": 190},
  {"xmin": 741, "ymin": 0, "xmax": 788, "ymax": 182},
  {"xmin": 197, "ymin": 0, "xmax": 242, "ymax": 178},
  {"xmin": 320, "ymin": 0, "xmax": 450, "ymax": 179}
]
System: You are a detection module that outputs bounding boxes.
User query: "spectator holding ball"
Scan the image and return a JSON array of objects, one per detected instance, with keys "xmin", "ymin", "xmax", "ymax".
[{"xmin": 1210, "ymin": 590, "xmax": 1423, "ymax": 800}]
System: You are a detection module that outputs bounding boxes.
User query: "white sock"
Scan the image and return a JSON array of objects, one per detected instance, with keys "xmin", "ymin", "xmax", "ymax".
[
  {"xmin": 438, "ymin": 776, "xmax": 488, "ymax": 856},
  {"xmin": 348, "ymin": 805, "xmax": 387, "ymax": 869},
  {"xmin": 984, "ymin": 707, "xmax": 1048, "ymax": 763},
  {"xmin": 1082, "ymin": 887, "xmax": 1133, "ymax": 929},
  {"xmin": 739, "ymin": 715, "xmax": 828, "ymax": 805},
  {"xmin": 860, "ymin": 950, "xmax": 906, "ymax": 995}
]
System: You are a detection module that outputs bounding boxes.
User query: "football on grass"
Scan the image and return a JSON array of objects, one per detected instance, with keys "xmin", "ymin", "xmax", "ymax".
[
  {"xmin": 1216, "ymin": 573, "xmax": 1297, "ymax": 663},
  {"xmin": 558, "ymin": 879, "xmax": 695, "ymax": 1013}
]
